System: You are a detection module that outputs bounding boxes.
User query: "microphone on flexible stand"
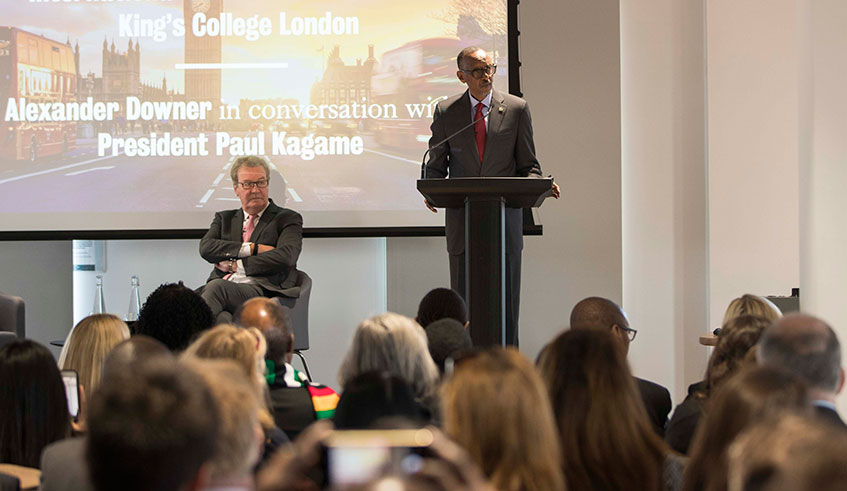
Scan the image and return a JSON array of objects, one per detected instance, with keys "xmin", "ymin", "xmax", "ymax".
[{"xmin": 421, "ymin": 106, "xmax": 491, "ymax": 179}]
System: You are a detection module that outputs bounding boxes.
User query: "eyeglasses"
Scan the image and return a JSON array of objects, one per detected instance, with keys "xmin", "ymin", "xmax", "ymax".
[
  {"xmin": 619, "ymin": 325, "xmax": 637, "ymax": 342},
  {"xmin": 461, "ymin": 64, "xmax": 497, "ymax": 79},
  {"xmin": 236, "ymin": 179, "xmax": 269, "ymax": 190}
]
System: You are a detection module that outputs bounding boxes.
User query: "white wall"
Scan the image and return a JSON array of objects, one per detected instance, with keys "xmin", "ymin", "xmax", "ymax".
[
  {"xmin": 621, "ymin": 0, "xmax": 709, "ymax": 398},
  {"xmin": 705, "ymin": 0, "xmax": 802, "ymax": 325},
  {"xmin": 802, "ymin": 0, "xmax": 847, "ymax": 414}
]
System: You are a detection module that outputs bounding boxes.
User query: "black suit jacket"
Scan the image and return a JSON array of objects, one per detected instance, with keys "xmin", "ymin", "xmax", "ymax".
[
  {"xmin": 636, "ymin": 377, "xmax": 672, "ymax": 437},
  {"xmin": 424, "ymin": 89, "xmax": 543, "ymax": 255},
  {"xmin": 814, "ymin": 403, "xmax": 847, "ymax": 429},
  {"xmin": 199, "ymin": 199, "xmax": 303, "ymax": 297}
]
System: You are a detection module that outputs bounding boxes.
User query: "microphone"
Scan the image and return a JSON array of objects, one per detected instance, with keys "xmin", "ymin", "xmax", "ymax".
[{"xmin": 421, "ymin": 105, "xmax": 491, "ymax": 179}]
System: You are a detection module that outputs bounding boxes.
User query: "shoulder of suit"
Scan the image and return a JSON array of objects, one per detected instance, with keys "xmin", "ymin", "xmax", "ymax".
[
  {"xmin": 497, "ymin": 91, "xmax": 528, "ymax": 108},
  {"xmin": 438, "ymin": 92, "xmax": 468, "ymax": 111}
]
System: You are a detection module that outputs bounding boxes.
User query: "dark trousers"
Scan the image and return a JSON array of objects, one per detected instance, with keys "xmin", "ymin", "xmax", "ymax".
[
  {"xmin": 449, "ymin": 251, "xmax": 521, "ymax": 347},
  {"xmin": 200, "ymin": 279, "xmax": 264, "ymax": 324}
]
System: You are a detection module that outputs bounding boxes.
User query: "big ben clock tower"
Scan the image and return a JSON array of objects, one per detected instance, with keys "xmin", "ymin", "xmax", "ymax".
[{"xmin": 184, "ymin": 0, "xmax": 222, "ymax": 118}]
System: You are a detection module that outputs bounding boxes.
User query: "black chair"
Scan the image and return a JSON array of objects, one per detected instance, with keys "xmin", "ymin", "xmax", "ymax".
[
  {"xmin": 274, "ymin": 270, "xmax": 312, "ymax": 379},
  {"xmin": 0, "ymin": 332, "xmax": 17, "ymax": 352},
  {"xmin": 0, "ymin": 292, "xmax": 25, "ymax": 338}
]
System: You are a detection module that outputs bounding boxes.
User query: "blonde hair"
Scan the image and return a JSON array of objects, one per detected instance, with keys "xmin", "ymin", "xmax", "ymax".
[
  {"xmin": 338, "ymin": 313, "xmax": 439, "ymax": 406},
  {"xmin": 722, "ymin": 294, "xmax": 782, "ymax": 326},
  {"xmin": 442, "ymin": 348, "xmax": 565, "ymax": 491},
  {"xmin": 182, "ymin": 358, "xmax": 263, "ymax": 481},
  {"xmin": 59, "ymin": 314, "xmax": 130, "ymax": 396},
  {"xmin": 183, "ymin": 325, "xmax": 273, "ymax": 428}
]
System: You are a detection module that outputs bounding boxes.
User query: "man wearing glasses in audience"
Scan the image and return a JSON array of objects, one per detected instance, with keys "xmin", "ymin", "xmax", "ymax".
[
  {"xmin": 424, "ymin": 46, "xmax": 560, "ymax": 347},
  {"xmin": 199, "ymin": 155, "xmax": 303, "ymax": 324}
]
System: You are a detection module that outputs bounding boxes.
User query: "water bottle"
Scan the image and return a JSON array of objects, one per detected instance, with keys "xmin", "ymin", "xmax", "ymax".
[
  {"xmin": 91, "ymin": 275, "xmax": 106, "ymax": 315},
  {"xmin": 126, "ymin": 275, "xmax": 141, "ymax": 321}
]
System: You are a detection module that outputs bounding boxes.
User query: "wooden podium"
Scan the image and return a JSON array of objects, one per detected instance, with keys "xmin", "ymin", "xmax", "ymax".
[{"xmin": 417, "ymin": 177, "xmax": 553, "ymax": 346}]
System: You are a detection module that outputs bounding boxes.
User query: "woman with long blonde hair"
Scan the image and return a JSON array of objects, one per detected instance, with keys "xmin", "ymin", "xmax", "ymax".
[
  {"xmin": 59, "ymin": 314, "xmax": 130, "ymax": 397},
  {"xmin": 442, "ymin": 347, "xmax": 565, "ymax": 491}
]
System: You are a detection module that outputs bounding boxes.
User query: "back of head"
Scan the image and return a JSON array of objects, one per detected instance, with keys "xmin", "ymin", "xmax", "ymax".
[
  {"xmin": 705, "ymin": 315, "xmax": 771, "ymax": 394},
  {"xmin": 134, "ymin": 282, "xmax": 214, "ymax": 352},
  {"xmin": 183, "ymin": 324, "xmax": 267, "ymax": 390},
  {"xmin": 416, "ymin": 288, "xmax": 468, "ymax": 328},
  {"xmin": 333, "ymin": 371, "xmax": 423, "ymax": 429},
  {"xmin": 424, "ymin": 318, "xmax": 472, "ymax": 373},
  {"xmin": 183, "ymin": 358, "xmax": 263, "ymax": 482},
  {"xmin": 684, "ymin": 366, "xmax": 809, "ymax": 491},
  {"xmin": 59, "ymin": 313, "xmax": 130, "ymax": 396},
  {"xmin": 87, "ymin": 357, "xmax": 219, "ymax": 491},
  {"xmin": 0, "ymin": 339, "xmax": 70, "ymax": 467},
  {"xmin": 757, "ymin": 313, "xmax": 841, "ymax": 393},
  {"xmin": 722, "ymin": 294, "xmax": 782, "ymax": 326},
  {"xmin": 101, "ymin": 335, "xmax": 172, "ymax": 384},
  {"xmin": 442, "ymin": 347, "xmax": 564, "ymax": 491},
  {"xmin": 234, "ymin": 297, "xmax": 291, "ymax": 366},
  {"xmin": 727, "ymin": 412, "xmax": 847, "ymax": 491},
  {"xmin": 569, "ymin": 296, "xmax": 628, "ymax": 330},
  {"xmin": 538, "ymin": 328, "xmax": 665, "ymax": 491},
  {"xmin": 338, "ymin": 313, "xmax": 439, "ymax": 405}
]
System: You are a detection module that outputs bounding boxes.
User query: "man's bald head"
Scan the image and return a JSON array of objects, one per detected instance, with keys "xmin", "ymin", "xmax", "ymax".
[
  {"xmin": 570, "ymin": 297, "xmax": 631, "ymax": 354},
  {"xmin": 570, "ymin": 297, "xmax": 629, "ymax": 330},
  {"xmin": 758, "ymin": 313, "xmax": 842, "ymax": 393},
  {"xmin": 233, "ymin": 297, "xmax": 292, "ymax": 365}
]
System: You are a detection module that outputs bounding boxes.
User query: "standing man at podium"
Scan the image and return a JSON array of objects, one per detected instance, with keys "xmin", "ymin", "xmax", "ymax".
[{"xmin": 423, "ymin": 46, "xmax": 559, "ymax": 346}]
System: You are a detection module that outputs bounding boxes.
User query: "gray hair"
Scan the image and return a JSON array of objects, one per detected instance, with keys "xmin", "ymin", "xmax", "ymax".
[
  {"xmin": 338, "ymin": 313, "xmax": 439, "ymax": 404},
  {"xmin": 757, "ymin": 313, "xmax": 841, "ymax": 392},
  {"xmin": 229, "ymin": 155, "xmax": 270, "ymax": 183}
]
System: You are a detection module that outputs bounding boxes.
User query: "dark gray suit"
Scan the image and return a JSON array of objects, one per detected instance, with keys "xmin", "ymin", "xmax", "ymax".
[
  {"xmin": 199, "ymin": 199, "xmax": 302, "ymax": 322},
  {"xmin": 425, "ymin": 89, "xmax": 542, "ymax": 345},
  {"xmin": 40, "ymin": 437, "xmax": 93, "ymax": 491}
]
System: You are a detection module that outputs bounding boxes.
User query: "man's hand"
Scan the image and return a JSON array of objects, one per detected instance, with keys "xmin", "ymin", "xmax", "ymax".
[
  {"xmin": 215, "ymin": 260, "xmax": 236, "ymax": 272},
  {"xmin": 552, "ymin": 181, "xmax": 561, "ymax": 199},
  {"xmin": 425, "ymin": 199, "xmax": 438, "ymax": 213}
]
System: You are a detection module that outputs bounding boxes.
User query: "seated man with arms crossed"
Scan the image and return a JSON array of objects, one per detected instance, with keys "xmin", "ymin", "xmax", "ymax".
[{"xmin": 200, "ymin": 155, "xmax": 303, "ymax": 324}]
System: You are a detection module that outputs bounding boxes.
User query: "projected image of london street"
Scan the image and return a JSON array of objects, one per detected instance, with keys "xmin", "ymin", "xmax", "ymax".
[{"xmin": 0, "ymin": 0, "xmax": 507, "ymax": 229}]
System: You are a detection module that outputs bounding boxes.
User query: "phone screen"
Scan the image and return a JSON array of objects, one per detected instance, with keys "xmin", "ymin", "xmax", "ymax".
[
  {"xmin": 325, "ymin": 429, "xmax": 432, "ymax": 485},
  {"xmin": 61, "ymin": 370, "xmax": 79, "ymax": 419}
]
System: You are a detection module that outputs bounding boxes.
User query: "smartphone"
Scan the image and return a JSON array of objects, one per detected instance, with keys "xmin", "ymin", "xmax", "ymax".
[
  {"xmin": 324, "ymin": 429, "xmax": 433, "ymax": 485},
  {"xmin": 61, "ymin": 369, "xmax": 80, "ymax": 419}
]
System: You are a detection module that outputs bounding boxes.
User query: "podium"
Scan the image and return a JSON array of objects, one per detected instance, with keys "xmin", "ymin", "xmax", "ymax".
[{"xmin": 417, "ymin": 177, "xmax": 553, "ymax": 346}]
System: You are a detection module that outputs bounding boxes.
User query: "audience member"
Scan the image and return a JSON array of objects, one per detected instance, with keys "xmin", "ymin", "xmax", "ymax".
[
  {"xmin": 538, "ymin": 328, "xmax": 681, "ymax": 491},
  {"xmin": 425, "ymin": 318, "xmax": 473, "ymax": 373},
  {"xmin": 86, "ymin": 357, "xmax": 219, "ymax": 491},
  {"xmin": 416, "ymin": 287, "xmax": 469, "ymax": 328},
  {"xmin": 682, "ymin": 366, "xmax": 809, "ymax": 491},
  {"xmin": 183, "ymin": 359, "xmax": 265, "ymax": 490},
  {"xmin": 757, "ymin": 313, "xmax": 845, "ymax": 427},
  {"xmin": 234, "ymin": 297, "xmax": 338, "ymax": 439},
  {"xmin": 0, "ymin": 340, "xmax": 70, "ymax": 468},
  {"xmin": 58, "ymin": 314, "xmax": 130, "ymax": 402},
  {"xmin": 133, "ymin": 282, "xmax": 214, "ymax": 352},
  {"xmin": 442, "ymin": 347, "xmax": 565, "ymax": 491},
  {"xmin": 182, "ymin": 324, "xmax": 290, "ymax": 463},
  {"xmin": 722, "ymin": 294, "xmax": 782, "ymax": 326},
  {"xmin": 666, "ymin": 315, "xmax": 770, "ymax": 454},
  {"xmin": 727, "ymin": 412, "xmax": 847, "ymax": 491},
  {"xmin": 333, "ymin": 371, "xmax": 425, "ymax": 429},
  {"xmin": 569, "ymin": 296, "xmax": 672, "ymax": 436},
  {"xmin": 338, "ymin": 313, "xmax": 440, "ymax": 419},
  {"xmin": 40, "ymin": 336, "xmax": 172, "ymax": 491}
]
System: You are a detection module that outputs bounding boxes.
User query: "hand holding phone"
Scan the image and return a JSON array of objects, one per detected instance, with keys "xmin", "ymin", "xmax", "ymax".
[{"xmin": 61, "ymin": 369, "xmax": 80, "ymax": 419}]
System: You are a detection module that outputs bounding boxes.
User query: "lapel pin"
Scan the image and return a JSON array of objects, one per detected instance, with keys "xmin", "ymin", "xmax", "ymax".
[{"xmin": 499, "ymin": 106, "xmax": 505, "ymax": 113}]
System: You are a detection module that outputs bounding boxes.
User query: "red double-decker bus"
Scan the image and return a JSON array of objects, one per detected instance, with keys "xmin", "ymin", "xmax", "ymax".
[{"xmin": 0, "ymin": 27, "xmax": 77, "ymax": 161}]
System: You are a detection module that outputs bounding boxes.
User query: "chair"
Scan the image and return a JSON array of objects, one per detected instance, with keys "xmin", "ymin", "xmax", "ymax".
[
  {"xmin": 0, "ymin": 332, "xmax": 17, "ymax": 352},
  {"xmin": 0, "ymin": 292, "xmax": 25, "ymax": 338},
  {"xmin": 275, "ymin": 270, "xmax": 312, "ymax": 379}
]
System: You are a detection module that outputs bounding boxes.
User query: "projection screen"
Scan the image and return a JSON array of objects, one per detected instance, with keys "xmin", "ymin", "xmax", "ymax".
[{"xmin": 0, "ymin": 0, "xmax": 512, "ymax": 236}]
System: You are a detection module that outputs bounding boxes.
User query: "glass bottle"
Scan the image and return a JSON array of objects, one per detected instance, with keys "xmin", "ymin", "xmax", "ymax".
[
  {"xmin": 91, "ymin": 275, "xmax": 106, "ymax": 315},
  {"xmin": 126, "ymin": 275, "xmax": 141, "ymax": 321}
]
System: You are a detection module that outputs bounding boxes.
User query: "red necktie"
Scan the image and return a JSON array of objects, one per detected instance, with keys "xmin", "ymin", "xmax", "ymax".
[
  {"xmin": 243, "ymin": 214, "xmax": 257, "ymax": 242},
  {"xmin": 474, "ymin": 102, "xmax": 486, "ymax": 163}
]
